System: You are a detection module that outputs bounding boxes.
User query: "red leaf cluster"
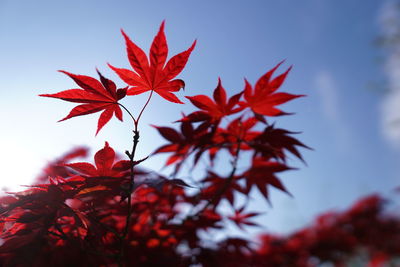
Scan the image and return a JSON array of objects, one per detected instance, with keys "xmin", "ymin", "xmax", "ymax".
[
  {"xmin": 4, "ymin": 22, "xmax": 397, "ymax": 267},
  {"xmin": 253, "ymin": 195, "xmax": 400, "ymax": 266},
  {"xmin": 41, "ymin": 21, "xmax": 195, "ymax": 134}
]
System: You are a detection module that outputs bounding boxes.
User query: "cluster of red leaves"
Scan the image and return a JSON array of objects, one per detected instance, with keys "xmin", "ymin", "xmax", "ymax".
[
  {"xmin": 0, "ymin": 143, "xmax": 188, "ymax": 266},
  {"xmin": 253, "ymin": 195, "xmax": 400, "ymax": 267},
  {"xmin": 1, "ymin": 151, "xmax": 399, "ymax": 267},
  {"xmin": 3, "ymin": 22, "xmax": 398, "ymax": 267},
  {"xmin": 183, "ymin": 195, "xmax": 400, "ymax": 267},
  {"xmin": 40, "ymin": 21, "xmax": 195, "ymax": 134}
]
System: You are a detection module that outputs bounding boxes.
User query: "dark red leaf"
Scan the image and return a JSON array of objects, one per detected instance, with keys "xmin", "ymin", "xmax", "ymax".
[{"xmin": 184, "ymin": 79, "xmax": 244, "ymax": 122}]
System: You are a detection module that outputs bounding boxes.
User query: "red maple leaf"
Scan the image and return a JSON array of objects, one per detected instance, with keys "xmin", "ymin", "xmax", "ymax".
[
  {"xmin": 240, "ymin": 158, "xmax": 293, "ymax": 203},
  {"xmin": 108, "ymin": 21, "xmax": 196, "ymax": 104},
  {"xmin": 152, "ymin": 121, "xmax": 211, "ymax": 170},
  {"xmin": 184, "ymin": 79, "xmax": 243, "ymax": 122},
  {"xmin": 251, "ymin": 124, "xmax": 310, "ymax": 163},
  {"xmin": 214, "ymin": 117, "xmax": 260, "ymax": 153},
  {"xmin": 228, "ymin": 206, "xmax": 260, "ymax": 230},
  {"xmin": 40, "ymin": 70, "xmax": 127, "ymax": 135},
  {"xmin": 65, "ymin": 142, "xmax": 130, "ymax": 178},
  {"xmin": 200, "ymin": 171, "xmax": 245, "ymax": 207},
  {"xmin": 64, "ymin": 142, "xmax": 135, "ymax": 200},
  {"xmin": 241, "ymin": 61, "xmax": 303, "ymax": 116}
]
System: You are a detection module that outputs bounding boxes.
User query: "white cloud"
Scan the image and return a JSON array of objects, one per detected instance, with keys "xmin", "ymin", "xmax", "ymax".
[
  {"xmin": 315, "ymin": 71, "xmax": 340, "ymax": 122},
  {"xmin": 378, "ymin": 0, "xmax": 400, "ymax": 146},
  {"xmin": 314, "ymin": 71, "xmax": 351, "ymax": 151}
]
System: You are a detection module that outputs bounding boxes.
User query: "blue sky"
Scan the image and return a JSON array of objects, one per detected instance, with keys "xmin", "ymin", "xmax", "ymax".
[{"xmin": 1, "ymin": 0, "xmax": 399, "ymax": 235}]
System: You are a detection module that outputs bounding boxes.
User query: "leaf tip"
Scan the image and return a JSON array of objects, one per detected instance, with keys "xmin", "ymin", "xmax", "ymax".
[
  {"xmin": 191, "ymin": 39, "xmax": 197, "ymax": 50},
  {"xmin": 120, "ymin": 28, "xmax": 130, "ymax": 42},
  {"xmin": 58, "ymin": 70, "xmax": 68, "ymax": 75},
  {"xmin": 57, "ymin": 117, "xmax": 68, "ymax": 123},
  {"xmin": 107, "ymin": 62, "xmax": 116, "ymax": 71},
  {"xmin": 160, "ymin": 20, "xmax": 166, "ymax": 31}
]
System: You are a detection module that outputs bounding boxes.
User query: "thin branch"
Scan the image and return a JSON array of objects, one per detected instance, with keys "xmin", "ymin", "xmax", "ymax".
[
  {"xmin": 116, "ymin": 90, "xmax": 153, "ymax": 266},
  {"xmin": 181, "ymin": 139, "xmax": 243, "ymax": 224},
  {"xmin": 117, "ymin": 124, "xmax": 140, "ymax": 266}
]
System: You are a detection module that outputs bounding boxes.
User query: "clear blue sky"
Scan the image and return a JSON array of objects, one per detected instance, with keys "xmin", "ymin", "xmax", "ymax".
[{"xmin": 1, "ymin": 0, "xmax": 399, "ymax": 235}]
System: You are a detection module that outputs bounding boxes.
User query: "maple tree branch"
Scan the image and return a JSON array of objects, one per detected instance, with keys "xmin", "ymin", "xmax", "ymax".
[
  {"xmin": 170, "ymin": 142, "xmax": 241, "ymax": 177},
  {"xmin": 187, "ymin": 139, "xmax": 243, "ymax": 221},
  {"xmin": 118, "ymin": 128, "xmax": 140, "ymax": 266},
  {"xmin": 117, "ymin": 90, "xmax": 153, "ymax": 266}
]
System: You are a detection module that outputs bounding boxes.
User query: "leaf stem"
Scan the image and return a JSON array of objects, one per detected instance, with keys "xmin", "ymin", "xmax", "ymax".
[
  {"xmin": 134, "ymin": 90, "xmax": 154, "ymax": 131},
  {"xmin": 118, "ymin": 103, "xmax": 136, "ymax": 124}
]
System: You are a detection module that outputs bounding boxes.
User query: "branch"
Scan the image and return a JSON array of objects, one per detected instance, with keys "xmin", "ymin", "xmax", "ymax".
[
  {"xmin": 117, "ymin": 90, "xmax": 153, "ymax": 266},
  {"xmin": 185, "ymin": 139, "xmax": 243, "ymax": 222}
]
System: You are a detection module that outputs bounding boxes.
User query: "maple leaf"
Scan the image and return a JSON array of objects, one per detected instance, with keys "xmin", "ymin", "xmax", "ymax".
[
  {"xmin": 210, "ymin": 117, "xmax": 260, "ymax": 159},
  {"xmin": 40, "ymin": 70, "xmax": 127, "ymax": 135},
  {"xmin": 199, "ymin": 171, "xmax": 245, "ymax": 207},
  {"xmin": 184, "ymin": 79, "xmax": 243, "ymax": 122},
  {"xmin": 251, "ymin": 124, "xmax": 310, "ymax": 163},
  {"xmin": 65, "ymin": 142, "xmax": 131, "ymax": 178},
  {"xmin": 241, "ymin": 61, "xmax": 304, "ymax": 117},
  {"xmin": 240, "ymin": 158, "xmax": 293, "ymax": 203},
  {"xmin": 228, "ymin": 206, "xmax": 260, "ymax": 230},
  {"xmin": 108, "ymin": 21, "xmax": 196, "ymax": 104},
  {"xmin": 152, "ymin": 121, "xmax": 212, "ymax": 173}
]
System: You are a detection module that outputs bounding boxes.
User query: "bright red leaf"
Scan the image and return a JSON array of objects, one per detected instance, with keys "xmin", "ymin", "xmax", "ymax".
[
  {"xmin": 241, "ymin": 61, "xmax": 303, "ymax": 117},
  {"xmin": 40, "ymin": 70, "xmax": 127, "ymax": 135},
  {"xmin": 109, "ymin": 21, "xmax": 196, "ymax": 104}
]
